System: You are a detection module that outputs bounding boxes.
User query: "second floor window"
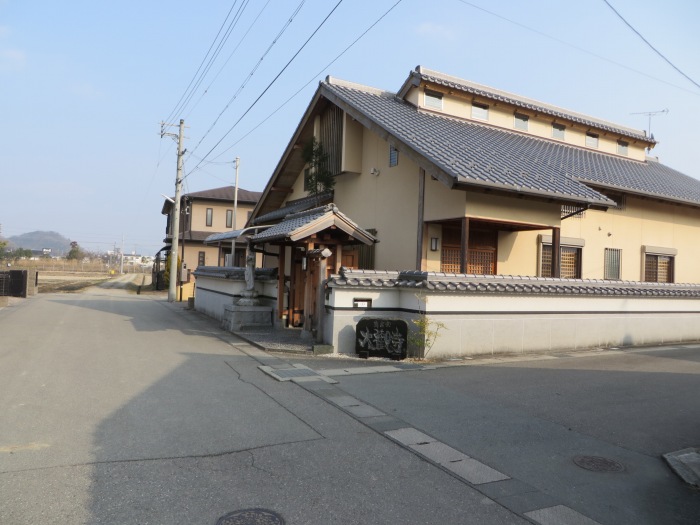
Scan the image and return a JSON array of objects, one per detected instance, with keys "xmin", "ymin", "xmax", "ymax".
[
  {"xmin": 424, "ymin": 89, "xmax": 443, "ymax": 110},
  {"xmin": 389, "ymin": 145, "xmax": 399, "ymax": 167},
  {"xmin": 585, "ymin": 132, "xmax": 599, "ymax": 148},
  {"xmin": 617, "ymin": 140, "xmax": 629, "ymax": 156},
  {"xmin": 471, "ymin": 102, "xmax": 489, "ymax": 121},
  {"xmin": 514, "ymin": 113, "xmax": 529, "ymax": 131},
  {"xmin": 552, "ymin": 123, "xmax": 566, "ymax": 140},
  {"xmin": 226, "ymin": 209, "xmax": 233, "ymax": 229},
  {"xmin": 206, "ymin": 208, "xmax": 213, "ymax": 227}
]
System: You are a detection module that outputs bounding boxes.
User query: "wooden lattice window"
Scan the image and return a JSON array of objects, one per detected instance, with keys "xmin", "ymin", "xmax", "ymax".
[
  {"xmin": 468, "ymin": 249, "xmax": 495, "ymax": 275},
  {"xmin": 542, "ymin": 245, "xmax": 582, "ymax": 279},
  {"xmin": 644, "ymin": 254, "xmax": 674, "ymax": 283},
  {"xmin": 441, "ymin": 246, "xmax": 461, "ymax": 273}
]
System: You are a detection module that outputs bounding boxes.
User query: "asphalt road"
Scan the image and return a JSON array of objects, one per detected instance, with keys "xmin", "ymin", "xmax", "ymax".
[
  {"xmin": 0, "ymin": 287, "xmax": 528, "ymax": 525},
  {"xmin": 2, "ymin": 285, "xmax": 698, "ymax": 524},
  {"xmin": 285, "ymin": 345, "xmax": 700, "ymax": 524}
]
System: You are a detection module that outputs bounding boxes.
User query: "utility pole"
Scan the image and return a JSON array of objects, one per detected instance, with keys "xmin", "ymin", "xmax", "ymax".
[
  {"xmin": 161, "ymin": 119, "xmax": 186, "ymax": 302},
  {"xmin": 233, "ymin": 157, "xmax": 240, "ymax": 230}
]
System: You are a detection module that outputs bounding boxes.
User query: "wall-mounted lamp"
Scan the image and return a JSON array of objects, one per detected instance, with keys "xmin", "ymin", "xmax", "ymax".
[
  {"xmin": 370, "ymin": 168, "xmax": 380, "ymax": 176},
  {"xmin": 430, "ymin": 237, "xmax": 439, "ymax": 251}
]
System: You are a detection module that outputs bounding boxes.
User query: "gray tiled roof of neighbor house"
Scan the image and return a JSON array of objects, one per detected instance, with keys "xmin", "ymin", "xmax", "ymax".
[
  {"xmin": 328, "ymin": 269, "xmax": 700, "ymax": 298},
  {"xmin": 405, "ymin": 66, "xmax": 653, "ymax": 143},
  {"xmin": 323, "ymin": 80, "xmax": 700, "ymax": 208}
]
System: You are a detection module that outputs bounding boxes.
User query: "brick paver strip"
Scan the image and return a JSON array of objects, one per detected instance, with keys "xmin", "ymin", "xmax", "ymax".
[{"xmin": 525, "ymin": 505, "xmax": 602, "ymax": 525}]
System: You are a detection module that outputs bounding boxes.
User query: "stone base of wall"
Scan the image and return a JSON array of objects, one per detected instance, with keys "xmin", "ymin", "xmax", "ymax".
[{"xmin": 222, "ymin": 304, "xmax": 273, "ymax": 332}]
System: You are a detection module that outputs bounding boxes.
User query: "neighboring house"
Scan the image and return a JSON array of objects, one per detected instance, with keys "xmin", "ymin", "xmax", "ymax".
[
  {"xmin": 240, "ymin": 66, "xmax": 700, "ymax": 331},
  {"xmin": 161, "ymin": 185, "xmax": 261, "ymax": 298}
]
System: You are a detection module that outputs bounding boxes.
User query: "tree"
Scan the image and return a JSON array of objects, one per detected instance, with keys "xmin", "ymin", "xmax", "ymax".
[
  {"xmin": 0, "ymin": 240, "xmax": 7, "ymax": 260},
  {"xmin": 302, "ymin": 137, "xmax": 335, "ymax": 202},
  {"xmin": 66, "ymin": 241, "xmax": 85, "ymax": 260}
]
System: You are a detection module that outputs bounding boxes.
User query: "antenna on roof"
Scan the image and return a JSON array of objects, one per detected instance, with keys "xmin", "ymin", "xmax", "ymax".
[{"xmin": 630, "ymin": 108, "xmax": 668, "ymax": 140}]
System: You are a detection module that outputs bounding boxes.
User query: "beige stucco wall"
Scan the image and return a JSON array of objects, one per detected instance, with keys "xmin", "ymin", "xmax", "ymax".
[
  {"xmin": 561, "ymin": 196, "xmax": 700, "ymax": 282},
  {"xmin": 189, "ymin": 201, "xmax": 254, "ymax": 232},
  {"xmin": 332, "ymin": 129, "xmax": 421, "ymax": 270},
  {"xmin": 413, "ymin": 85, "xmax": 647, "ymax": 161}
]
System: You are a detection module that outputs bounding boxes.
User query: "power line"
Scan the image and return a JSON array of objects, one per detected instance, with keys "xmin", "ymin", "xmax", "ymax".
[
  {"xmin": 601, "ymin": 0, "xmax": 700, "ymax": 91},
  {"xmin": 456, "ymin": 0, "xmax": 700, "ymax": 96},
  {"xmin": 186, "ymin": 0, "xmax": 308, "ymax": 161},
  {"xmin": 212, "ymin": 0, "xmax": 406, "ymax": 161},
  {"xmin": 184, "ymin": 0, "xmax": 273, "ymax": 121},
  {"xmin": 164, "ymin": 1, "xmax": 248, "ymax": 124},
  {"xmin": 187, "ymin": 1, "xmax": 343, "ymax": 177}
]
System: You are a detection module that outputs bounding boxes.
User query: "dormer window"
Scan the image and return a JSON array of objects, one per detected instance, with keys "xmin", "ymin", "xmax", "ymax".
[
  {"xmin": 617, "ymin": 140, "xmax": 629, "ymax": 155},
  {"xmin": 471, "ymin": 102, "xmax": 489, "ymax": 121},
  {"xmin": 514, "ymin": 113, "xmax": 529, "ymax": 131},
  {"xmin": 585, "ymin": 132, "xmax": 599, "ymax": 149},
  {"xmin": 552, "ymin": 123, "xmax": 566, "ymax": 140},
  {"xmin": 424, "ymin": 89, "xmax": 443, "ymax": 110}
]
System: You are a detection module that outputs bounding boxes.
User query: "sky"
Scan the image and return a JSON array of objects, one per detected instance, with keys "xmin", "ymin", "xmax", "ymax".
[{"xmin": 1, "ymin": 0, "xmax": 698, "ymax": 255}]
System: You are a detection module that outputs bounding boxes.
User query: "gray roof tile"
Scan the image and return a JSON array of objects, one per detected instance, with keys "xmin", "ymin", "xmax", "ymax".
[
  {"xmin": 323, "ymin": 81, "xmax": 700, "ymax": 208},
  {"xmin": 252, "ymin": 191, "xmax": 332, "ymax": 225},
  {"xmin": 329, "ymin": 269, "xmax": 700, "ymax": 297},
  {"xmin": 409, "ymin": 67, "xmax": 652, "ymax": 143}
]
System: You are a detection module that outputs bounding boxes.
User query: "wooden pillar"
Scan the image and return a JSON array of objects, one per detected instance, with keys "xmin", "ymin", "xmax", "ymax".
[
  {"xmin": 335, "ymin": 244, "xmax": 343, "ymax": 273},
  {"xmin": 460, "ymin": 217, "xmax": 470, "ymax": 274},
  {"xmin": 303, "ymin": 242, "xmax": 314, "ymax": 331},
  {"xmin": 316, "ymin": 252, "xmax": 329, "ymax": 344},
  {"xmin": 277, "ymin": 245, "xmax": 286, "ymax": 323},
  {"xmin": 552, "ymin": 227, "xmax": 561, "ymax": 278},
  {"xmin": 416, "ymin": 168, "xmax": 426, "ymax": 270}
]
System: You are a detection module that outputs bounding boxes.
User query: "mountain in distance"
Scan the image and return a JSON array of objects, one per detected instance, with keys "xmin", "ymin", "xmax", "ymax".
[{"xmin": 7, "ymin": 231, "xmax": 72, "ymax": 255}]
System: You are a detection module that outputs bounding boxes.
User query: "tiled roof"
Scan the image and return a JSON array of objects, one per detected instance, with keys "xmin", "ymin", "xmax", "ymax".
[
  {"xmin": 405, "ymin": 66, "xmax": 652, "ymax": 143},
  {"xmin": 184, "ymin": 186, "xmax": 262, "ymax": 203},
  {"xmin": 252, "ymin": 191, "xmax": 333, "ymax": 225},
  {"xmin": 323, "ymin": 80, "xmax": 700, "ymax": 208},
  {"xmin": 250, "ymin": 204, "xmax": 377, "ymax": 244},
  {"xmin": 251, "ymin": 206, "xmax": 332, "ymax": 242},
  {"xmin": 328, "ymin": 269, "xmax": 700, "ymax": 298}
]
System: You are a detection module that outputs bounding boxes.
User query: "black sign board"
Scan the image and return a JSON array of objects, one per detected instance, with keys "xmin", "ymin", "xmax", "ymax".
[{"xmin": 355, "ymin": 318, "xmax": 407, "ymax": 360}]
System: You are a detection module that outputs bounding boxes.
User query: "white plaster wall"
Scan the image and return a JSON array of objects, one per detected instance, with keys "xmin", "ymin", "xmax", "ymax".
[{"xmin": 326, "ymin": 285, "xmax": 700, "ymax": 358}]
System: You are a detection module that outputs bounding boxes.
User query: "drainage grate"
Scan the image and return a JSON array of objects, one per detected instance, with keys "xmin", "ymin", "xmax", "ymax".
[
  {"xmin": 216, "ymin": 508, "xmax": 285, "ymax": 525},
  {"xmin": 272, "ymin": 368, "xmax": 320, "ymax": 379},
  {"xmin": 573, "ymin": 455, "xmax": 624, "ymax": 472}
]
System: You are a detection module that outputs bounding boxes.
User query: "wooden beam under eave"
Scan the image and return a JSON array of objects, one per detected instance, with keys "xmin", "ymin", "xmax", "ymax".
[{"xmin": 270, "ymin": 186, "xmax": 294, "ymax": 193}]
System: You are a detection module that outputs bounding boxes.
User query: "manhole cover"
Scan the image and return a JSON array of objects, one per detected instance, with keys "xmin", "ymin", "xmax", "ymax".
[
  {"xmin": 573, "ymin": 455, "xmax": 624, "ymax": 472},
  {"xmin": 216, "ymin": 509, "xmax": 285, "ymax": 525}
]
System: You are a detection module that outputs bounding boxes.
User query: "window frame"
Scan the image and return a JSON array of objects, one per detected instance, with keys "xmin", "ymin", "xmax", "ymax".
[
  {"xmin": 585, "ymin": 132, "xmax": 599, "ymax": 148},
  {"xmin": 424, "ymin": 89, "xmax": 443, "ymax": 110},
  {"xmin": 226, "ymin": 209, "xmax": 233, "ymax": 229},
  {"xmin": 539, "ymin": 235, "xmax": 585, "ymax": 279},
  {"xmin": 198, "ymin": 251, "xmax": 206, "ymax": 266},
  {"xmin": 604, "ymin": 248, "xmax": 622, "ymax": 280},
  {"xmin": 206, "ymin": 208, "xmax": 213, "ymax": 227},
  {"xmin": 552, "ymin": 122, "xmax": 566, "ymax": 140},
  {"xmin": 617, "ymin": 140, "xmax": 629, "ymax": 156},
  {"xmin": 643, "ymin": 246, "xmax": 676, "ymax": 283},
  {"xmin": 513, "ymin": 112, "xmax": 529, "ymax": 131},
  {"xmin": 471, "ymin": 101, "xmax": 489, "ymax": 121},
  {"xmin": 389, "ymin": 145, "xmax": 399, "ymax": 167}
]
